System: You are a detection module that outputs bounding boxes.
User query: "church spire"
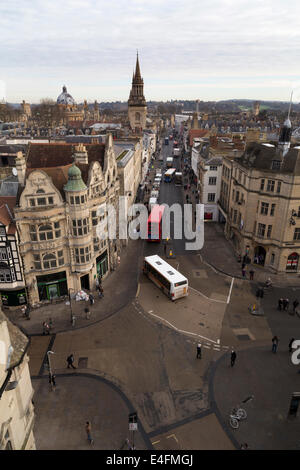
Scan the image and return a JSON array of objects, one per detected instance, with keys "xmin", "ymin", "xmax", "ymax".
[{"xmin": 279, "ymin": 91, "xmax": 293, "ymax": 157}]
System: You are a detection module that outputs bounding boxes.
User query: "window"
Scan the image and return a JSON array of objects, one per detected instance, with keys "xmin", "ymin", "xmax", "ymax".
[
  {"xmin": 260, "ymin": 179, "xmax": 265, "ymax": 191},
  {"xmin": 75, "ymin": 196, "xmax": 80, "ymax": 204},
  {"xmin": 210, "ymin": 166, "xmax": 217, "ymax": 171},
  {"xmin": 243, "ymin": 174, "xmax": 246, "ymax": 185},
  {"xmin": 270, "ymin": 204, "xmax": 276, "ymax": 216},
  {"xmin": 29, "ymin": 199, "xmax": 36, "ymax": 207},
  {"xmin": 207, "ymin": 193, "xmax": 215, "ymax": 202},
  {"xmin": 258, "ymin": 223, "xmax": 266, "ymax": 237},
  {"xmin": 81, "ymin": 195, "xmax": 85, "ymax": 204},
  {"xmin": 272, "ymin": 160, "xmax": 281, "ymax": 170},
  {"xmin": 293, "ymin": 228, "xmax": 300, "ymax": 241},
  {"xmin": 36, "ymin": 189, "xmax": 45, "ymax": 194},
  {"xmin": 270, "ymin": 253, "xmax": 275, "ymax": 265},
  {"xmin": 39, "ymin": 225, "xmax": 53, "ymax": 240},
  {"xmin": 43, "ymin": 253, "xmax": 57, "ymax": 269},
  {"xmin": 58, "ymin": 250, "xmax": 64, "ymax": 266},
  {"xmin": 233, "ymin": 210, "xmax": 237, "ymax": 223},
  {"xmin": 75, "ymin": 246, "xmax": 91, "ymax": 264},
  {"xmin": 33, "ymin": 254, "xmax": 41, "ymax": 269},
  {"xmin": 277, "ymin": 181, "xmax": 281, "ymax": 193},
  {"xmin": 70, "ymin": 196, "xmax": 74, "ymax": 205},
  {"xmin": 261, "ymin": 202, "xmax": 269, "ymax": 215},
  {"xmin": 267, "ymin": 180, "xmax": 275, "ymax": 192},
  {"xmin": 0, "ymin": 248, "xmax": 7, "ymax": 260},
  {"xmin": 54, "ymin": 222, "xmax": 61, "ymax": 238},
  {"xmin": 235, "ymin": 191, "xmax": 240, "ymax": 203},
  {"xmin": 72, "ymin": 218, "xmax": 89, "ymax": 236},
  {"xmin": 208, "ymin": 177, "xmax": 217, "ymax": 185},
  {"xmin": 37, "ymin": 198, "xmax": 47, "ymax": 206},
  {"xmin": 267, "ymin": 225, "xmax": 272, "ymax": 238},
  {"xmin": 92, "ymin": 210, "xmax": 98, "ymax": 226},
  {"xmin": 48, "ymin": 197, "xmax": 54, "ymax": 205},
  {"xmin": 93, "ymin": 237, "xmax": 99, "ymax": 252}
]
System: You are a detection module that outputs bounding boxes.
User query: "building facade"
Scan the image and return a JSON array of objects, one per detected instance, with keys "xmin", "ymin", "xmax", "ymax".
[
  {"xmin": 224, "ymin": 141, "xmax": 300, "ymax": 273},
  {"xmin": 14, "ymin": 136, "xmax": 120, "ymax": 305},
  {"xmin": 0, "ymin": 308, "xmax": 35, "ymax": 450}
]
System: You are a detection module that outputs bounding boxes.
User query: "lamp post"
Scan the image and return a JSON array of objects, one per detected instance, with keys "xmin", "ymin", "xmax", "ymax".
[
  {"xmin": 68, "ymin": 287, "xmax": 76, "ymax": 325},
  {"xmin": 47, "ymin": 351, "xmax": 55, "ymax": 391}
]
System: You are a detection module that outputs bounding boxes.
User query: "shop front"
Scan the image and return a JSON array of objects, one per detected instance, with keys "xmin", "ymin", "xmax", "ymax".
[
  {"xmin": 37, "ymin": 271, "xmax": 68, "ymax": 301},
  {"xmin": 0, "ymin": 288, "xmax": 27, "ymax": 307},
  {"xmin": 96, "ymin": 250, "xmax": 108, "ymax": 278}
]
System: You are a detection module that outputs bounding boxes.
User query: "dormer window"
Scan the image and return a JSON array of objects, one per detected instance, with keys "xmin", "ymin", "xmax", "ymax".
[{"xmin": 271, "ymin": 160, "xmax": 281, "ymax": 171}]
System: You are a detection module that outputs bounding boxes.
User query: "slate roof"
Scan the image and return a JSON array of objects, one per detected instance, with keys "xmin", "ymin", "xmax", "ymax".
[{"xmin": 237, "ymin": 142, "xmax": 300, "ymax": 175}]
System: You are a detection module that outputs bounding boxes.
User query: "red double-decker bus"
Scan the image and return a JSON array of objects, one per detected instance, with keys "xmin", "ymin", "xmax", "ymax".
[{"xmin": 147, "ymin": 205, "xmax": 165, "ymax": 242}]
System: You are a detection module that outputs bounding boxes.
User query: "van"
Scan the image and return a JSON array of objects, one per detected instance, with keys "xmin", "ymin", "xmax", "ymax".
[
  {"xmin": 150, "ymin": 190, "xmax": 159, "ymax": 199},
  {"xmin": 149, "ymin": 197, "xmax": 158, "ymax": 211}
]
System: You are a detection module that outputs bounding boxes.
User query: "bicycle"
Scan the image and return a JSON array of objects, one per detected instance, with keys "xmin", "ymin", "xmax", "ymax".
[{"xmin": 229, "ymin": 406, "xmax": 247, "ymax": 429}]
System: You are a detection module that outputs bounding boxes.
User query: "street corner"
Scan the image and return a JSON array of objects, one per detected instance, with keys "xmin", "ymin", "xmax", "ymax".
[{"xmin": 151, "ymin": 412, "xmax": 236, "ymax": 450}]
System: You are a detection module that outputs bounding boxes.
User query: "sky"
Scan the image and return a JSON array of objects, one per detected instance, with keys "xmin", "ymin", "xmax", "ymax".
[{"xmin": 1, "ymin": 0, "xmax": 300, "ymax": 103}]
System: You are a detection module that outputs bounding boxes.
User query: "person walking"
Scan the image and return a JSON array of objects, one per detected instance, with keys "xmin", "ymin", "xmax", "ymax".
[
  {"xmin": 89, "ymin": 293, "xmax": 94, "ymax": 306},
  {"xmin": 231, "ymin": 349, "xmax": 237, "ymax": 367},
  {"xmin": 293, "ymin": 300, "xmax": 299, "ymax": 314},
  {"xmin": 272, "ymin": 336, "xmax": 279, "ymax": 353},
  {"xmin": 85, "ymin": 421, "xmax": 94, "ymax": 445},
  {"xmin": 242, "ymin": 268, "xmax": 246, "ymax": 278},
  {"xmin": 249, "ymin": 269, "xmax": 254, "ymax": 281},
  {"xmin": 48, "ymin": 373, "xmax": 56, "ymax": 391},
  {"xmin": 278, "ymin": 298, "xmax": 283, "ymax": 311},
  {"xmin": 289, "ymin": 338, "xmax": 295, "ymax": 353},
  {"xmin": 67, "ymin": 354, "xmax": 76, "ymax": 369},
  {"xmin": 196, "ymin": 343, "xmax": 202, "ymax": 359},
  {"xmin": 42, "ymin": 321, "xmax": 50, "ymax": 335}
]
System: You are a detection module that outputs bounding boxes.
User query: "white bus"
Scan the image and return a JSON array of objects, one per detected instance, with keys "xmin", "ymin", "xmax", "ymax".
[
  {"xmin": 143, "ymin": 255, "xmax": 188, "ymax": 300},
  {"xmin": 164, "ymin": 168, "xmax": 176, "ymax": 182}
]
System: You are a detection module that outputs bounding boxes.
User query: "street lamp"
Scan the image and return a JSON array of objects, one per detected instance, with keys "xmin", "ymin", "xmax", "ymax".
[{"xmin": 68, "ymin": 287, "xmax": 75, "ymax": 324}]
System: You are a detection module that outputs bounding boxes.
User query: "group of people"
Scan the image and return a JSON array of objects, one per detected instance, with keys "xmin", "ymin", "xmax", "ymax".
[{"xmin": 278, "ymin": 297, "xmax": 298, "ymax": 313}]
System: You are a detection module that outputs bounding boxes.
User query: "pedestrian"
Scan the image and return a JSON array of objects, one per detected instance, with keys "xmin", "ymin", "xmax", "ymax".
[
  {"xmin": 67, "ymin": 354, "xmax": 76, "ymax": 369},
  {"xmin": 242, "ymin": 268, "xmax": 246, "ymax": 278},
  {"xmin": 285, "ymin": 298, "xmax": 289, "ymax": 312},
  {"xmin": 278, "ymin": 298, "xmax": 283, "ymax": 311},
  {"xmin": 85, "ymin": 421, "xmax": 94, "ymax": 445},
  {"xmin": 249, "ymin": 269, "xmax": 254, "ymax": 281},
  {"xmin": 43, "ymin": 321, "xmax": 50, "ymax": 335},
  {"xmin": 289, "ymin": 338, "xmax": 295, "ymax": 353},
  {"xmin": 272, "ymin": 336, "xmax": 279, "ymax": 353},
  {"xmin": 259, "ymin": 288, "xmax": 264, "ymax": 298},
  {"xmin": 231, "ymin": 349, "xmax": 237, "ymax": 367},
  {"xmin": 89, "ymin": 293, "xmax": 94, "ymax": 305},
  {"xmin": 85, "ymin": 307, "xmax": 90, "ymax": 320},
  {"xmin": 196, "ymin": 343, "xmax": 202, "ymax": 359},
  {"xmin": 293, "ymin": 300, "xmax": 299, "ymax": 314},
  {"xmin": 164, "ymin": 244, "xmax": 167, "ymax": 256},
  {"xmin": 240, "ymin": 443, "xmax": 248, "ymax": 450},
  {"xmin": 48, "ymin": 373, "xmax": 56, "ymax": 390}
]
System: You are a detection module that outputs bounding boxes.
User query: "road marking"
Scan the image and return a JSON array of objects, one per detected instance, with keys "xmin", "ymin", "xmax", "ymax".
[
  {"xmin": 167, "ymin": 433, "xmax": 178, "ymax": 443},
  {"xmin": 189, "ymin": 286, "xmax": 227, "ymax": 304},
  {"xmin": 227, "ymin": 277, "xmax": 235, "ymax": 304},
  {"xmin": 146, "ymin": 310, "xmax": 219, "ymax": 344},
  {"xmin": 152, "ymin": 440, "xmax": 160, "ymax": 445}
]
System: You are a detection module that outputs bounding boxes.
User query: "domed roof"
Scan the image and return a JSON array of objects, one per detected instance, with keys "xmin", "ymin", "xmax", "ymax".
[
  {"xmin": 57, "ymin": 85, "xmax": 76, "ymax": 105},
  {"xmin": 64, "ymin": 163, "xmax": 87, "ymax": 192},
  {"xmin": 283, "ymin": 118, "xmax": 291, "ymax": 129}
]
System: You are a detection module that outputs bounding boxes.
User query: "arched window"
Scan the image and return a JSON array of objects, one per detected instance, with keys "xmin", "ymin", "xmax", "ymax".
[
  {"xmin": 286, "ymin": 252, "xmax": 299, "ymax": 271},
  {"xmin": 39, "ymin": 225, "xmax": 53, "ymax": 240},
  {"xmin": 42, "ymin": 253, "xmax": 57, "ymax": 269},
  {"xmin": 36, "ymin": 189, "xmax": 45, "ymax": 194}
]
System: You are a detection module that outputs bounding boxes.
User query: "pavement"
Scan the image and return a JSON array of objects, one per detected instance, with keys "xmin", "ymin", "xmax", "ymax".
[{"xmin": 4, "ymin": 237, "xmax": 143, "ymax": 336}]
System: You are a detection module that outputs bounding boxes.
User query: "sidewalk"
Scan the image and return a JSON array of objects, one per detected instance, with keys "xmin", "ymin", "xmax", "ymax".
[{"xmin": 5, "ymin": 238, "xmax": 143, "ymax": 336}]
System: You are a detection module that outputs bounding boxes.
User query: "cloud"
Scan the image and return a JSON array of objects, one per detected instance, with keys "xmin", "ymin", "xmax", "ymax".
[{"xmin": 1, "ymin": 0, "xmax": 300, "ymax": 101}]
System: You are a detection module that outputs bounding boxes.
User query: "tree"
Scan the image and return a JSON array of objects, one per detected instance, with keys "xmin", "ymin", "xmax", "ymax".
[{"xmin": 32, "ymin": 98, "xmax": 64, "ymax": 127}]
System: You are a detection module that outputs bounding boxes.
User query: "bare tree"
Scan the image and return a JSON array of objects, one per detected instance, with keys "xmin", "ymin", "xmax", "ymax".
[{"xmin": 32, "ymin": 98, "xmax": 64, "ymax": 127}]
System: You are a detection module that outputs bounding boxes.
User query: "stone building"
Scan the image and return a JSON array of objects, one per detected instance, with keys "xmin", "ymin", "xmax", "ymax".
[
  {"xmin": 57, "ymin": 86, "xmax": 84, "ymax": 124},
  {"xmin": 222, "ymin": 136, "xmax": 300, "ymax": 273},
  {"xmin": 128, "ymin": 53, "xmax": 147, "ymax": 133},
  {"xmin": 14, "ymin": 135, "xmax": 120, "ymax": 305},
  {"xmin": 0, "ymin": 307, "xmax": 35, "ymax": 449}
]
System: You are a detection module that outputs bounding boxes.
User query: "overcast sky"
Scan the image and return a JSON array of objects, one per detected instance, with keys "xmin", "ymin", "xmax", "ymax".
[{"xmin": 1, "ymin": 0, "xmax": 300, "ymax": 103}]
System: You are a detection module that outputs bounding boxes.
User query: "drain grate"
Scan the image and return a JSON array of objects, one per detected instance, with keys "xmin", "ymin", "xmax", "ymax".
[
  {"xmin": 237, "ymin": 335, "xmax": 250, "ymax": 341},
  {"xmin": 78, "ymin": 357, "xmax": 88, "ymax": 368}
]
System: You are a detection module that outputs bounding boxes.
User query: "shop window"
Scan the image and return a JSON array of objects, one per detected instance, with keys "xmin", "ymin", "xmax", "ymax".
[{"xmin": 43, "ymin": 253, "xmax": 57, "ymax": 269}]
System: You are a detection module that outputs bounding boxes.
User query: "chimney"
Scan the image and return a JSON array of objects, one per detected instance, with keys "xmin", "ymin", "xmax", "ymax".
[
  {"xmin": 73, "ymin": 143, "xmax": 88, "ymax": 164},
  {"xmin": 15, "ymin": 151, "xmax": 26, "ymax": 185}
]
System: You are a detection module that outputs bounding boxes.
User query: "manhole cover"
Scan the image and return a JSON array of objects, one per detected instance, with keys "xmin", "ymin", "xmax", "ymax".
[
  {"xmin": 237, "ymin": 335, "xmax": 250, "ymax": 341},
  {"xmin": 78, "ymin": 357, "xmax": 88, "ymax": 368}
]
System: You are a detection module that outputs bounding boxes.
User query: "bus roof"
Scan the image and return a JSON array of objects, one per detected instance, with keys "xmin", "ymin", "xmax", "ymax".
[
  {"xmin": 144, "ymin": 255, "xmax": 188, "ymax": 283},
  {"xmin": 148, "ymin": 205, "xmax": 165, "ymax": 223},
  {"xmin": 175, "ymin": 172, "xmax": 182, "ymax": 175},
  {"xmin": 165, "ymin": 168, "xmax": 176, "ymax": 176}
]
